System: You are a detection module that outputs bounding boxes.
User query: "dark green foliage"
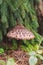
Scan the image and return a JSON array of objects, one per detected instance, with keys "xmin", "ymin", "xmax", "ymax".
[
  {"xmin": 11, "ymin": 39, "xmax": 18, "ymax": 50},
  {"xmin": 0, "ymin": 0, "xmax": 43, "ymax": 51},
  {"xmin": 0, "ymin": 30, "xmax": 3, "ymax": 42}
]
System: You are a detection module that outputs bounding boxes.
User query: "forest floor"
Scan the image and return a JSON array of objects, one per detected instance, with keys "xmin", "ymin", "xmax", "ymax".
[{"xmin": 0, "ymin": 47, "xmax": 43, "ymax": 65}]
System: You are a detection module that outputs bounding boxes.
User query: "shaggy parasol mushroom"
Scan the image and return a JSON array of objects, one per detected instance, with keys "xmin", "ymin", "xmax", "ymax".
[{"xmin": 7, "ymin": 25, "xmax": 35, "ymax": 40}]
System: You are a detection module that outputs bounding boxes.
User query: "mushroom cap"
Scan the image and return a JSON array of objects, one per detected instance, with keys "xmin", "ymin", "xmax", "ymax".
[{"xmin": 7, "ymin": 25, "xmax": 35, "ymax": 40}]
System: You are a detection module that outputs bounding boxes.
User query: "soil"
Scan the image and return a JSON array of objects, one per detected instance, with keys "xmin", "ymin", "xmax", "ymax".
[{"xmin": 0, "ymin": 48, "xmax": 43, "ymax": 65}]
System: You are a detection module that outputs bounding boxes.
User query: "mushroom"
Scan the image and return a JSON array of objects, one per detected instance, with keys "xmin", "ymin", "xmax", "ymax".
[{"xmin": 7, "ymin": 25, "xmax": 35, "ymax": 40}]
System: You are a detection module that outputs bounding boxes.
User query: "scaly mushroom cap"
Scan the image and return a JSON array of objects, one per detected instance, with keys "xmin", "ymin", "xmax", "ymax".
[{"xmin": 7, "ymin": 25, "xmax": 35, "ymax": 40}]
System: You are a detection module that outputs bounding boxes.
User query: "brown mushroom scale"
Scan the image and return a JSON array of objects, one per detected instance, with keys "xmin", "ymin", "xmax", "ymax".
[{"xmin": 7, "ymin": 25, "xmax": 35, "ymax": 40}]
